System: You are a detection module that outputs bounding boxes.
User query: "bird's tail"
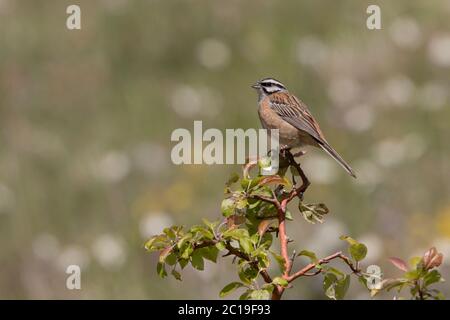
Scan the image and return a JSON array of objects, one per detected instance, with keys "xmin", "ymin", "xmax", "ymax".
[{"xmin": 318, "ymin": 142, "xmax": 357, "ymax": 178}]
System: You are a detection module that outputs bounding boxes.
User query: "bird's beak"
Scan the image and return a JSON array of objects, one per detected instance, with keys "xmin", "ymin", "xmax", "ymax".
[{"xmin": 251, "ymin": 83, "xmax": 260, "ymax": 89}]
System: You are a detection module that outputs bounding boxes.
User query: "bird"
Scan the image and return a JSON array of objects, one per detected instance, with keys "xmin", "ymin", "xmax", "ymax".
[{"xmin": 251, "ymin": 77, "xmax": 356, "ymax": 178}]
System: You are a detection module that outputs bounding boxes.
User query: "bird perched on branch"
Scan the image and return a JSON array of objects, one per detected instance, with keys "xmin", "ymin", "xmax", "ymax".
[{"xmin": 252, "ymin": 77, "xmax": 356, "ymax": 178}]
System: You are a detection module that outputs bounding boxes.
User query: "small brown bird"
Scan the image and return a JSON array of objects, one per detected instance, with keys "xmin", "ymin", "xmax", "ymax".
[{"xmin": 252, "ymin": 77, "xmax": 356, "ymax": 178}]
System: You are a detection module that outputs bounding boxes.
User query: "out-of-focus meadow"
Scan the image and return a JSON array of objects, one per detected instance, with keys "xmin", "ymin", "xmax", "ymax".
[{"xmin": 1, "ymin": 0, "xmax": 450, "ymax": 299}]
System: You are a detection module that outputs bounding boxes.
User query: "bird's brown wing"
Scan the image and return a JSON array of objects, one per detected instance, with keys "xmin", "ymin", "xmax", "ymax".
[
  {"xmin": 268, "ymin": 92, "xmax": 357, "ymax": 178},
  {"xmin": 268, "ymin": 92, "xmax": 327, "ymax": 144}
]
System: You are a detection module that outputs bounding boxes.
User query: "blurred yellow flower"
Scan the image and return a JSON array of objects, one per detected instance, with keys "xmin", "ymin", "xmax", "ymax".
[{"xmin": 436, "ymin": 206, "xmax": 450, "ymax": 237}]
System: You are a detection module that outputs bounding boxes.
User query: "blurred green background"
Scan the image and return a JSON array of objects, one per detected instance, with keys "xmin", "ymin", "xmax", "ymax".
[{"xmin": 1, "ymin": 0, "xmax": 450, "ymax": 299}]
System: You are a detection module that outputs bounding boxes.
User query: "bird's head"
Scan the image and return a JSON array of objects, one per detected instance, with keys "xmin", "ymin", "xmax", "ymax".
[{"xmin": 251, "ymin": 78, "xmax": 287, "ymax": 97}]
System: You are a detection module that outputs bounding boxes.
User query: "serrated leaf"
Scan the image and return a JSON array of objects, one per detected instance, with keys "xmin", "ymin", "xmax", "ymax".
[
  {"xmin": 191, "ymin": 250, "xmax": 204, "ymax": 270},
  {"xmin": 165, "ymin": 252, "xmax": 177, "ymax": 266},
  {"xmin": 219, "ymin": 282, "xmax": 243, "ymax": 298},
  {"xmin": 179, "ymin": 258, "xmax": 189, "ymax": 269},
  {"xmin": 199, "ymin": 246, "xmax": 219, "ymax": 263}
]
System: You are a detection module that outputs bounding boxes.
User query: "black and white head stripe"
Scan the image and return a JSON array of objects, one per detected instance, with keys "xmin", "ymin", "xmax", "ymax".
[{"xmin": 258, "ymin": 78, "xmax": 287, "ymax": 94}]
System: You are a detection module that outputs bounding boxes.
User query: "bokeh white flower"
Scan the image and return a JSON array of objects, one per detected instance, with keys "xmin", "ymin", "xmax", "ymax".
[
  {"xmin": 92, "ymin": 234, "xmax": 126, "ymax": 269},
  {"xmin": 139, "ymin": 212, "xmax": 174, "ymax": 239},
  {"xmin": 428, "ymin": 34, "xmax": 450, "ymax": 67},
  {"xmin": 197, "ymin": 38, "xmax": 231, "ymax": 69},
  {"xmin": 389, "ymin": 17, "xmax": 422, "ymax": 49},
  {"xmin": 93, "ymin": 151, "xmax": 130, "ymax": 183}
]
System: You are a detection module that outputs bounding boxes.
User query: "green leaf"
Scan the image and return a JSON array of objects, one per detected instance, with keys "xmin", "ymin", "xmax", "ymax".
[
  {"xmin": 339, "ymin": 235, "xmax": 358, "ymax": 246},
  {"xmin": 424, "ymin": 270, "xmax": 442, "ymax": 287},
  {"xmin": 190, "ymin": 226, "xmax": 214, "ymax": 240},
  {"xmin": 165, "ymin": 252, "xmax": 177, "ymax": 266},
  {"xmin": 272, "ymin": 277, "xmax": 289, "ymax": 287},
  {"xmin": 409, "ymin": 256, "xmax": 422, "ymax": 269},
  {"xmin": 249, "ymin": 289, "xmax": 271, "ymax": 300},
  {"xmin": 335, "ymin": 275, "xmax": 351, "ymax": 299},
  {"xmin": 270, "ymin": 251, "xmax": 286, "ymax": 274},
  {"xmin": 221, "ymin": 198, "xmax": 236, "ymax": 217},
  {"xmin": 179, "ymin": 258, "xmax": 189, "ymax": 269},
  {"xmin": 340, "ymin": 236, "xmax": 367, "ymax": 261},
  {"xmin": 215, "ymin": 241, "xmax": 226, "ymax": 251},
  {"xmin": 180, "ymin": 243, "xmax": 193, "ymax": 260},
  {"xmin": 239, "ymin": 237, "xmax": 253, "ymax": 254},
  {"xmin": 156, "ymin": 262, "xmax": 167, "ymax": 278},
  {"xmin": 240, "ymin": 178, "xmax": 251, "ymax": 190},
  {"xmin": 236, "ymin": 198, "xmax": 248, "ymax": 210},
  {"xmin": 323, "ymin": 273, "xmax": 338, "ymax": 300},
  {"xmin": 199, "ymin": 246, "xmax": 219, "ymax": 263},
  {"xmin": 404, "ymin": 270, "xmax": 420, "ymax": 280},
  {"xmin": 349, "ymin": 243, "xmax": 367, "ymax": 262},
  {"xmin": 285, "ymin": 210, "xmax": 293, "ymax": 221},
  {"xmin": 191, "ymin": 250, "xmax": 204, "ymax": 270},
  {"xmin": 226, "ymin": 172, "xmax": 239, "ymax": 187},
  {"xmin": 171, "ymin": 269, "xmax": 182, "ymax": 281},
  {"xmin": 298, "ymin": 250, "xmax": 318, "ymax": 263},
  {"xmin": 177, "ymin": 233, "xmax": 193, "ymax": 249},
  {"xmin": 298, "ymin": 203, "xmax": 329, "ymax": 224},
  {"xmin": 219, "ymin": 282, "xmax": 243, "ymax": 298},
  {"xmin": 222, "ymin": 228, "xmax": 249, "ymax": 240},
  {"xmin": 163, "ymin": 227, "xmax": 176, "ymax": 239},
  {"xmin": 202, "ymin": 218, "xmax": 218, "ymax": 232},
  {"xmin": 238, "ymin": 265, "xmax": 258, "ymax": 284},
  {"xmin": 239, "ymin": 289, "xmax": 252, "ymax": 300},
  {"xmin": 144, "ymin": 235, "xmax": 169, "ymax": 252},
  {"xmin": 323, "ymin": 272, "xmax": 350, "ymax": 300}
]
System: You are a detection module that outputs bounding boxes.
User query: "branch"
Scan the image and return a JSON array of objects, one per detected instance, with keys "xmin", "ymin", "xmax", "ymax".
[
  {"xmin": 193, "ymin": 239, "xmax": 273, "ymax": 284},
  {"xmin": 287, "ymin": 251, "xmax": 360, "ymax": 282}
]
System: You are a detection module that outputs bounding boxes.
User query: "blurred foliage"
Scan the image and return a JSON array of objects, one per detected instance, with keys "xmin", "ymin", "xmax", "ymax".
[{"xmin": 1, "ymin": 0, "xmax": 450, "ymax": 299}]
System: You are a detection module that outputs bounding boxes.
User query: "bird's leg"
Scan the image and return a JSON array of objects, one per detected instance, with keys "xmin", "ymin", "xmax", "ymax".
[
  {"xmin": 292, "ymin": 150, "xmax": 307, "ymax": 158},
  {"xmin": 285, "ymin": 150, "xmax": 310, "ymax": 201}
]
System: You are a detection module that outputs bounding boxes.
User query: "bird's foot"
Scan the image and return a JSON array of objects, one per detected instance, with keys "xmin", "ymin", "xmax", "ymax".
[{"xmin": 292, "ymin": 150, "xmax": 307, "ymax": 158}]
